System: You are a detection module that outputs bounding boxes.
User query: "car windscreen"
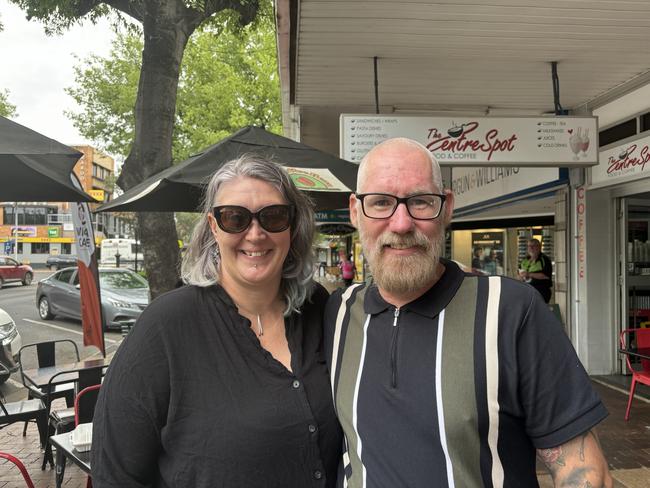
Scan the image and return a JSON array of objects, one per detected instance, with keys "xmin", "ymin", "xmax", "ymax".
[{"xmin": 99, "ymin": 271, "xmax": 148, "ymax": 289}]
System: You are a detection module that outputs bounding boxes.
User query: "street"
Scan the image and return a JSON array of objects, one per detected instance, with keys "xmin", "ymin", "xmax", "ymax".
[{"xmin": 0, "ymin": 268, "xmax": 121, "ymax": 401}]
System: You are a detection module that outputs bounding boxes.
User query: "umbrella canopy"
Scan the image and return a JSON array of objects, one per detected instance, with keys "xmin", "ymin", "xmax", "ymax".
[
  {"xmin": 0, "ymin": 116, "xmax": 95, "ymax": 202},
  {"xmin": 98, "ymin": 126, "xmax": 358, "ymax": 212}
]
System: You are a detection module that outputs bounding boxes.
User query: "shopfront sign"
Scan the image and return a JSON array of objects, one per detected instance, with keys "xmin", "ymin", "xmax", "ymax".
[
  {"xmin": 47, "ymin": 227, "xmax": 60, "ymax": 238},
  {"xmin": 340, "ymin": 115, "xmax": 598, "ymax": 167},
  {"xmin": 315, "ymin": 209, "xmax": 350, "ymax": 223},
  {"xmin": 88, "ymin": 189, "xmax": 105, "ymax": 201},
  {"xmin": 591, "ymin": 133, "xmax": 650, "ymax": 188},
  {"xmin": 10, "ymin": 226, "xmax": 36, "ymax": 237},
  {"xmin": 452, "ymin": 167, "xmax": 560, "ymax": 210}
]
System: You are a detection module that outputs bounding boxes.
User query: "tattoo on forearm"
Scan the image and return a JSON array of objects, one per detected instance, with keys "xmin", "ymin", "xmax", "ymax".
[
  {"xmin": 579, "ymin": 433, "xmax": 587, "ymax": 462},
  {"xmin": 538, "ymin": 446, "xmax": 566, "ymax": 467},
  {"xmin": 537, "ymin": 430, "xmax": 610, "ymax": 488}
]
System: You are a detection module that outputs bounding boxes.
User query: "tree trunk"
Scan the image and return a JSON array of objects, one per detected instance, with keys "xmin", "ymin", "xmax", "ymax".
[{"xmin": 117, "ymin": 1, "xmax": 194, "ymax": 298}]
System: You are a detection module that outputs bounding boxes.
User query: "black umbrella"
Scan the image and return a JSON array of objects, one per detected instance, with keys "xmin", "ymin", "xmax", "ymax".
[
  {"xmin": 98, "ymin": 126, "xmax": 357, "ymax": 212},
  {"xmin": 0, "ymin": 116, "xmax": 95, "ymax": 202}
]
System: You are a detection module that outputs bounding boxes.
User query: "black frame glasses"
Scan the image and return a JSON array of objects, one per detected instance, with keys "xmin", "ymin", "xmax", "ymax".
[
  {"xmin": 355, "ymin": 193, "xmax": 447, "ymax": 220},
  {"xmin": 212, "ymin": 204, "xmax": 294, "ymax": 233}
]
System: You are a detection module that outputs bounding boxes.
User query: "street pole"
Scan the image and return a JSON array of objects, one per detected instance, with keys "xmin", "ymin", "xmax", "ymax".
[{"xmin": 13, "ymin": 202, "xmax": 18, "ymax": 261}]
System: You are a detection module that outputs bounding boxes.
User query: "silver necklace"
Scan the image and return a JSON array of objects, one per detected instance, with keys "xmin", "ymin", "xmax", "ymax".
[{"xmin": 255, "ymin": 314, "xmax": 263, "ymax": 336}]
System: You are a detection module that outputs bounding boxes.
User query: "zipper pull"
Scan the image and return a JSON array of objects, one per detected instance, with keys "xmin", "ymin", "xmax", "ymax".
[{"xmin": 393, "ymin": 307, "xmax": 400, "ymax": 326}]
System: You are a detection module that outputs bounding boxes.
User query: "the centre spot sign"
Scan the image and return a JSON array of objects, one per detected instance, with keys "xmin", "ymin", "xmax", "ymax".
[{"xmin": 340, "ymin": 114, "xmax": 598, "ymax": 167}]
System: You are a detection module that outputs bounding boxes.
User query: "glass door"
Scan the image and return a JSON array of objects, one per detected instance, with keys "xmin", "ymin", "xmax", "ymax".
[{"xmin": 619, "ymin": 197, "xmax": 650, "ymax": 372}]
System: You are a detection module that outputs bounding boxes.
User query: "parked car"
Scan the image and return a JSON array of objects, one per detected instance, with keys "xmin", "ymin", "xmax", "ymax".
[
  {"xmin": 0, "ymin": 255, "xmax": 33, "ymax": 288},
  {"xmin": 36, "ymin": 267, "xmax": 150, "ymax": 331},
  {"xmin": 45, "ymin": 254, "xmax": 78, "ymax": 271},
  {"xmin": 0, "ymin": 306, "xmax": 22, "ymax": 385}
]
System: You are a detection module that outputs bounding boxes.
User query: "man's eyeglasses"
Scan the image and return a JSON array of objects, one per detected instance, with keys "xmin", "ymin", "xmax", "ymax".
[
  {"xmin": 355, "ymin": 193, "xmax": 446, "ymax": 220},
  {"xmin": 212, "ymin": 205, "xmax": 294, "ymax": 233}
]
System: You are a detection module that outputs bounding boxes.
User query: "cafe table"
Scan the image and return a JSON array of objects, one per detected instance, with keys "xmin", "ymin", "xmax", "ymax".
[
  {"xmin": 21, "ymin": 357, "xmax": 110, "ymax": 390},
  {"xmin": 50, "ymin": 431, "xmax": 91, "ymax": 488}
]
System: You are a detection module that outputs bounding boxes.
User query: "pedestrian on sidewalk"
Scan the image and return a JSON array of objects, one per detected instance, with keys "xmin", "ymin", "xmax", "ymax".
[
  {"xmin": 91, "ymin": 155, "xmax": 341, "ymax": 487},
  {"xmin": 325, "ymin": 138, "xmax": 612, "ymax": 488}
]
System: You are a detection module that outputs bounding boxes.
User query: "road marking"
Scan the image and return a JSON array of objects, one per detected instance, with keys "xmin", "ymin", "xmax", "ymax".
[{"xmin": 22, "ymin": 318, "xmax": 118, "ymax": 344}]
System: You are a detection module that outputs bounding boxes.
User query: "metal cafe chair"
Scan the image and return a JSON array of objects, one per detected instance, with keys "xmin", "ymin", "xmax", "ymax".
[
  {"xmin": 0, "ymin": 363, "xmax": 48, "ymax": 449},
  {"xmin": 0, "ymin": 452, "xmax": 36, "ymax": 488},
  {"xmin": 620, "ymin": 328, "xmax": 650, "ymax": 421},
  {"xmin": 42, "ymin": 365, "xmax": 104, "ymax": 470},
  {"xmin": 71, "ymin": 384, "xmax": 102, "ymax": 488},
  {"xmin": 18, "ymin": 339, "xmax": 80, "ymax": 436}
]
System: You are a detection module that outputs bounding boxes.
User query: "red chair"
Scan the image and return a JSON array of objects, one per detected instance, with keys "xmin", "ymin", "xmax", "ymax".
[
  {"xmin": 620, "ymin": 328, "xmax": 650, "ymax": 421},
  {"xmin": 74, "ymin": 384, "xmax": 101, "ymax": 426},
  {"xmin": 0, "ymin": 452, "xmax": 36, "ymax": 488}
]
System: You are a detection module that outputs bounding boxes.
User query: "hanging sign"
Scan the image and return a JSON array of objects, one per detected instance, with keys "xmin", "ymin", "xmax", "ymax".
[
  {"xmin": 340, "ymin": 115, "xmax": 598, "ymax": 167},
  {"xmin": 591, "ymin": 132, "xmax": 650, "ymax": 188}
]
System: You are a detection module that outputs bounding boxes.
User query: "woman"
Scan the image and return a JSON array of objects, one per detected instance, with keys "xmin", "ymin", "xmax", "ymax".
[{"xmin": 91, "ymin": 155, "xmax": 342, "ymax": 487}]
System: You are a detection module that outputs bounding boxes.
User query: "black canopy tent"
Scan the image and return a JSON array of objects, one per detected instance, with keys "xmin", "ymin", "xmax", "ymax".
[
  {"xmin": 98, "ymin": 126, "xmax": 357, "ymax": 213},
  {"xmin": 0, "ymin": 116, "xmax": 95, "ymax": 202}
]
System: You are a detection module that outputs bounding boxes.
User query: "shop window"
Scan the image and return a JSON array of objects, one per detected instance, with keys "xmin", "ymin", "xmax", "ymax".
[
  {"xmin": 599, "ymin": 118, "xmax": 636, "ymax": 147},
  {"xmin": 31, "ymin": 243, "xmax": 50, "ymax": 254},
  {"xmin": 61, "ymin": 243, "xmax": 72, "ymax": 254}
]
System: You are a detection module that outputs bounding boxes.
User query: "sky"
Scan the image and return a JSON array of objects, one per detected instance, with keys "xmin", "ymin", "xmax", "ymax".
[{"xmin": 0, "ymin": 0, "xmax": 117, "ymax": 147}]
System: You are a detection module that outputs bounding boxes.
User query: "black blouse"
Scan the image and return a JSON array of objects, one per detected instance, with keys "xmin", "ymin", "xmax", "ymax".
[{"xmin": 91, "ymin": 283, "xmax": 342, "ymax": 488}]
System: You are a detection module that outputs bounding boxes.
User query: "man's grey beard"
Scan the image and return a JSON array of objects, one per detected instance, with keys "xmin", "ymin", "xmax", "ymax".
[{"xmin": 359, "ymin": 227, "xmax": 444, "ymax": 296}]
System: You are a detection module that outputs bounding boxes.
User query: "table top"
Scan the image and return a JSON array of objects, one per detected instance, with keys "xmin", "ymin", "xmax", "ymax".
[
  {"xmin": 22, "ymin": 357, "xmax": 110, "ymax": 389},
  {"xmin": 619, "ymin": 347, "xmax": 650, "ymax": 360},
  {"xmin": 50, "ymin": 432, "xmax": 91, "ymax": 474}
]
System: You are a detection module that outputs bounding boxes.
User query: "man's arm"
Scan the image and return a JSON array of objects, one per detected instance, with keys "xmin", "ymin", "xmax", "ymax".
[{"xmin": 537, "ymin": 430, "xmax": 612, "ymax": 487}]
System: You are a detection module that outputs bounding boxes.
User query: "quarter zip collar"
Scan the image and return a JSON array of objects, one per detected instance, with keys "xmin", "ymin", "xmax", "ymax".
[{"xmin": 363, "ymin": 258, "xmax": 466, "ymax": 318}]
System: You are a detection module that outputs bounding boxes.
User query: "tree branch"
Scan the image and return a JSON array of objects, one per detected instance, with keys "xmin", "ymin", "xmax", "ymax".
[
  {"xmin": 96, "ymin": 0, "xmax": 146, "ymax": 22},
  {"xmin": 199, "ymin": 0, "xmax": 260, "ymax": 27}
]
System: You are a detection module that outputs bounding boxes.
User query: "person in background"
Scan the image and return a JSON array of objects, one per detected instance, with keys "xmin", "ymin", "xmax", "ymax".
[
  {"xmin": 92, "ymin": 155, "xmax": 342, "ymax": 487},
  {"xmin": 325, "ymin": 138, "xmax": 611, "ymax": 488},
  {"xmin": 483, "ymin": 249, "xmax": 498, "ymax": 275},
  {"xmin": 519, "ymin": 238, "xmax": 553, "ymax": 303},
  {"xmin": 339, "ymin": 251, "xmax": 355, "ymax": 287},
  {"xmin": 471, "ymin": 246, "xmax": 483, "ymax": 271}
]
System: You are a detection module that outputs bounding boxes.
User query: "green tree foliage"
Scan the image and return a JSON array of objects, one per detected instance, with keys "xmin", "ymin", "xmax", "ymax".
[
  {"xmin": 0, "ymin": 89, "xmax": 17, "ymax": 118},
  {"xmin": 65, "ymin": 5, "xmax": 280, "ymax": 162}
]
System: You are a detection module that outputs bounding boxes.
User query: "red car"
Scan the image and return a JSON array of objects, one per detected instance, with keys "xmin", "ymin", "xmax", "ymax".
[{"xmin": 0, "ymin": 255, "xmax": 33, "ymax": 288}]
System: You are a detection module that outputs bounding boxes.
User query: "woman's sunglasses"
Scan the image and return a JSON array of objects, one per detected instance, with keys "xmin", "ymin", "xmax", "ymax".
[{"xmin": 212, "ymin": 205, "xmax": 294, "ymax": 234}]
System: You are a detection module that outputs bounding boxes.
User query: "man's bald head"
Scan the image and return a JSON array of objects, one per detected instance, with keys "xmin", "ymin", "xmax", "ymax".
[{"xmin": 356, "ymin": 138, "xmax": 443, "ymax": 193}]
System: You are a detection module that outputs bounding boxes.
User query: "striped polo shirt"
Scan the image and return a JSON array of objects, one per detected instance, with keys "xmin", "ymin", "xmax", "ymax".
[{"xmin": 324, "ymin": 259, "xmax": 607, "ymax": 488}]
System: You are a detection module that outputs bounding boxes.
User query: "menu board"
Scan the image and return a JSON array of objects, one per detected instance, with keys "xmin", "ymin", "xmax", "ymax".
[{"xmin": 340, "ymin": 114, "xmax": 598, "ymax": 167}]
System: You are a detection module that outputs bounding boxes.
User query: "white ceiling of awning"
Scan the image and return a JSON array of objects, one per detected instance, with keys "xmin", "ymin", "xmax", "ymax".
[{"xmin": 286, "ymin": 0, "xmax": 650, "ymax": 117}]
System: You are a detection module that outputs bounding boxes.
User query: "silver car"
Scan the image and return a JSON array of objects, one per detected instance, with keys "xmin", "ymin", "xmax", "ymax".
[
  {"xmin": 0, "ymin": 306, "xmax": 22, "ymax": 385},
  {"xmin": 36, "ymin": 267, "xmax": 150, "ymax": 331}
]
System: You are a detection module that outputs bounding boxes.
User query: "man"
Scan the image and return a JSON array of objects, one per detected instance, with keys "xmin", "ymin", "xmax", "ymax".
[
  {"xmin": 519, "ymin": 238, "xmax": 553, "ymax": 303},
  {"xmin": 471, "ymin": 247, "xmax": 484, "ymax": 271},
  {"xmin": 324, "ymin": 138, "xmax": 611, "ymax": 488}
]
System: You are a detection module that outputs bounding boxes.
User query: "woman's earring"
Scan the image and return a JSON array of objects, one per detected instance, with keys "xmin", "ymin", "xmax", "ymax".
[{"xmin": 211, "ymin": 245, "xmax": 220, "ymax": 262}]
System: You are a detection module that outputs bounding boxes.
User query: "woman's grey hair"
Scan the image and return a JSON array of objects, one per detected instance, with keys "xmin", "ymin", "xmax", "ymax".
[{"xmin": 181, "ymin": 154, "xmax": 315, "ymax": 314}]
